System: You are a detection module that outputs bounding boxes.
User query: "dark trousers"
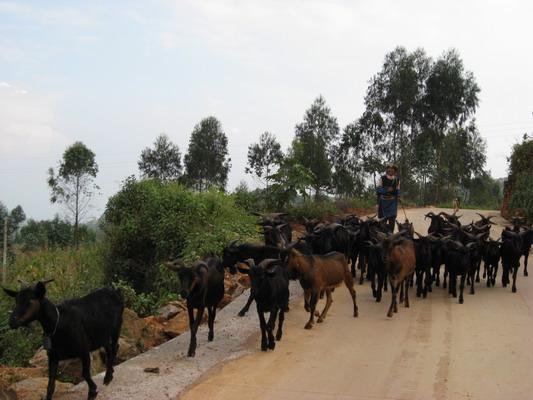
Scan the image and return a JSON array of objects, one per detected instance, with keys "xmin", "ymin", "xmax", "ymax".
[{"xmin": 384, "ymin": 216, "xmax": 396, "ymax": 233}]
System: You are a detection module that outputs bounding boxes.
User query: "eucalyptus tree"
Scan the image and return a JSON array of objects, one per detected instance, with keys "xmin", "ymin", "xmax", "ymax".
[
  {"xmin": 48, "ymin": 141, "xmax": 99, "ymax": 246},
  {"xmin": 292, "ymin": 95, "xmax": 339, "ymax": 197},
  {"xmin": 245, "ymin": 132, "xmax": 283, "ymax": 188},
  {"xmin": 183, "ymin": 117, "xmax": 231, "ymax": 191},
  {"xmin": 138, "ymin": 134, "xmax": 182, "ymax": 182}
]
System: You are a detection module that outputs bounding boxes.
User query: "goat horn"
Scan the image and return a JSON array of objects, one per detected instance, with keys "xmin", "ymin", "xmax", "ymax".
[
  {"xmin": 165, "ymin": 259, "xmax": 186, "ymax": 271},
  {"xmin": 42, "ymin": 279, "xmax": 54, "ymax": 285},
  {"xmin": 228, "ymin": 239, "xmax": 240, "ymax": 248}
]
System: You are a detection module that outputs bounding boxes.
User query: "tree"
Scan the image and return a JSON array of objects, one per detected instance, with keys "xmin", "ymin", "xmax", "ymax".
[
  {"xmin": 0, "ymin": 203, "xmax": 26, "ymax": 237},
  {"xmin": 360, "ymin": 47, "xmax": 481, "ymax": 203},
  {"xmin": 292, "ymin": 96, "xmax": 339, "ymax": 197},
  {"xmin": 183, "ymin": 117, "xmax": 231, "ymax": 191},
  {"xmin": 138, "ymin": 134, "xmax": 182, "ymax": 181},
  {"xmin": 245, "ymin": 132, "xmax": 283, "ymax": 187},
  {"xmin": 48, "ymin": 141, "xmax": 99, "ymax": 246},
  {"xmin": 267, "ymin": 156, "xmax": 315, "ymax": 209},
  {"xmin": 507, "ymin": 135, "xmax": 533, "ymax": 220},
  {"xmin": 331, "ymin": 121, "xmax": 367, "ymax": 197}
]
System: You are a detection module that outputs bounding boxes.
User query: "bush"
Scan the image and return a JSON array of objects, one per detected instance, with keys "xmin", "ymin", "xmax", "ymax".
[
  {"xmin": 15, "ymin": 217, "xmax": 96, "ymax": 251},
  {"xmin": 286, "ymin": 199, "xmax": 340, "ymax": 220},
  {"xmin": 510, "ymin": 173, "xmax": 533, "ymax": 221},
  {"xmin": 113, "ymin": 278, "xmax": 176, "ymax": 317},
  {"xmin": 103, "ymin": 177, "xmax": 258, "ymax": 293}
]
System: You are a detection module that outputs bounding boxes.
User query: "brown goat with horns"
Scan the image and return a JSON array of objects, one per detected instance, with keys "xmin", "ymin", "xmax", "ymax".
[
  {"xmin": 379, "ymin": 232, "xmax": 416, "ymax": 318},
  {"xmin": 285, "ymin": 248, "xmax": 358, "ymax": 329}
]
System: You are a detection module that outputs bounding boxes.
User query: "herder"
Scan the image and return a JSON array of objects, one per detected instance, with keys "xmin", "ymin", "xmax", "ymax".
[{"xmin": 377, "ymin": 165, "xmax": 400, "ymax": 233}]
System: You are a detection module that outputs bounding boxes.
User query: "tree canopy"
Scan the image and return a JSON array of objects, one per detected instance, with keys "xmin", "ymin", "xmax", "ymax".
[
  {"xmin": 138, "ymin": 134, "xmax": 182, "ymax": 181},
  {"xmin": 48, "ymin": 141, "xmax": 99, "ymax": 245},
  {"xmin": 183, "ymin": 117, "xmax": 231, "ymax": 191},
  {"xmin": 245, "ymin": 132, "xmax": 283, "ymax": 187},
  {"xmin": 292, "ymin": 95, "xmax": 339, "ymax": 196}
]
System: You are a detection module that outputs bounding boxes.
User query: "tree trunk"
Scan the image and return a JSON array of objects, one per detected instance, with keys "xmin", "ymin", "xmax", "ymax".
[{"xmin": 74, "ymin": 175, "xmax": 80, "ymax": 248}]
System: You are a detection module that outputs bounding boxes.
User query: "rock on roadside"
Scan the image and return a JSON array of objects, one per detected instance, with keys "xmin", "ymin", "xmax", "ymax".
[{"xmin": 8, "ymin": 377, "xmax": 73, "ymax": 400}]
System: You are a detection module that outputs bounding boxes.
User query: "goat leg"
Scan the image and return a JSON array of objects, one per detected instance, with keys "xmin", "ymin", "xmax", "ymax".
[
  {"xmin": 304, "ymin": 291, "xmax": 311, "ymax": 312},
  {"xmin": 267, "ymin": 307, "xmax": 278, "ymax": 350},
  {"xmin": 103, "ymin": 342, "xmax": 115, "ymax": 385},
  {"xmin": 459, "ymin": 274, "xmax": 466, "ymax": 304},
  {"xmin": 317, "ymin": 289, "xmax": 333, "ymax": 323},
  {"xmin": 45, "ymin": 354, "xmax": 59, "ymax": 400},
  {"xmin": 188, "ymin": 306, "xmax": 204, "ymax": 357},
  {"xmin": 238, "ymin": 291, "xmax": 255, "ymax": 317},
  {"xmin": 404, "ymin": 279, "xmax": 410, "ymax": 308},
  {"xmin": 512, "ymin": 265, "xmax": 518, "ymax": 293},
  {"xmin": 305, "ymin": 293, "xmax": 318, "ymax": 329},
  {"xmin": 376, "ymin": 272, "xmax": 384, "ymax": 302},
  {"xmin": 276, "ymin": 308, "xmax": 285, "ymax": 341},
  {"xmin": 81, "ymin": 353, "xmax": 98, "ymax": 400},
  {"xmin": 524, "ymin": 254, "xmax": 529, "ymax": 277},
  {"xmin": 387, "ymin": 279, "xmax": 397, "ymax": 318},
  {"xmin": 207, "ymin": 306, "xmax": 216, "ymax": 342},
  {"xmin": 257, "ymin": 308, "xmax": 268, "ymax": 351}
]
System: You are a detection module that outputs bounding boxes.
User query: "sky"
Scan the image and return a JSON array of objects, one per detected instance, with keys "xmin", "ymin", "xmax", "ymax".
[{"xmin": 1, "ymin": 0, "xmax": 532, "ymax": 221}]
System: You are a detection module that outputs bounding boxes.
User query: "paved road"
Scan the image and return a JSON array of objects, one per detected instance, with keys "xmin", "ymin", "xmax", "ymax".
[{"xmin": 179, "ymin": 208, "xmax": 533, "ymax": 400}]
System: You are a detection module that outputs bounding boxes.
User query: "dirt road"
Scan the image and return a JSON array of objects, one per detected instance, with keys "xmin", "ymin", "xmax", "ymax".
[{"xmin": 180, "ymin": 208, "xmax": 533, "ymax": 400}]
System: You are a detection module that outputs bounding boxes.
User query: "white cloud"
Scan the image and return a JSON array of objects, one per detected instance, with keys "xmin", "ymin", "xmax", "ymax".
[{"xmin": 0, "ymin": 82, "xmax": 67, "ymax": 157}]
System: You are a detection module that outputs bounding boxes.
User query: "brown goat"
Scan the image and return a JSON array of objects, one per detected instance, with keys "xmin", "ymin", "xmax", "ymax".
[
  {"xmin": 285, "ymin": 249, "xmax": 358, "ymax": 329},
  {"xmin": 382, "ymin": 235, "xmax": 416, "ymax": 318}
]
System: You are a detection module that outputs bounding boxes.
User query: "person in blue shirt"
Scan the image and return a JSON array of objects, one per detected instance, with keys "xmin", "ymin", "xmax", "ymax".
[{"xmin": 377, "ymin": 165, "xmax": 400, "ymax": 233}]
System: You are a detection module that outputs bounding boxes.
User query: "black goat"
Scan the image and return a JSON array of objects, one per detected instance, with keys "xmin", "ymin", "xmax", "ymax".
[
  {"xmin": 3, "ymin": 281, "xmax": 123, "ymax": 400},
  {"xmin": 365, "ymin": 241, "xmax": 387, "ymax": 302},
  {"xmin": 519, "ymin": 228, "xmax": 532, "ymax": 277},
  {"xmin": 428, "ymin": 235, "xmax": 446, "ymax": 288},
  {"xmin": 166, "ymin": 257, "xmax": 224, "ymax": 357},
  {"xmin": 261, "ymin": 223, "xmax": 291, "ymax": 248},
  {"xmin": 425, "ymin": 212, "xmax": 446, "ymax": 235},
  {"xmin": 500, "ymin": 229, "xmax": 523, "ymax": 292},
  {"xmin": 443, "ymin": 241, "xmax": 475, "ymax": 304},
  {"xmin": 237, "ymin": 259, "xmax": 289, "ymax": 351},
  {"xmin": 483, "ymin": 239, "xmax": 501, "ymax": 287},
  {"xmin": 222, "ymin": 241, "xmax": 284, "ymax": 316},
  {"xmin": 413, "ymin": 233, "xmax": 432, "ymax": 298}
]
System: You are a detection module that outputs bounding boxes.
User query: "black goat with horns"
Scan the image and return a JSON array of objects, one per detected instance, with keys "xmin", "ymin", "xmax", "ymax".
[{"xmin": 3, "ymin": 280, "xmax": 124, "ymax": 400}]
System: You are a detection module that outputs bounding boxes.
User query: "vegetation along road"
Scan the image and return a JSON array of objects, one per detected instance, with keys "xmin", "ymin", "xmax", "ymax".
[{"xmin": 56, "ymin": 207, "xmax": 533, "ymax": 400}]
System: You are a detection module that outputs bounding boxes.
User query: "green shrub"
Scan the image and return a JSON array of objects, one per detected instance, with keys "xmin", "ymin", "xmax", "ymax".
[
  {"xmin": 113, "ymin": 279, "xmax": 175, "ymax": 317},
  {"xmin": 286, "ymin": 200, "xmax": 340, "ymax": 220},
  {"xmin": 510, "ymin": 173, "xmax": 533, "ymax": 221},
  {"xmin": 103, "ymin": 177, "xmax": 258, "ymax": 293}
]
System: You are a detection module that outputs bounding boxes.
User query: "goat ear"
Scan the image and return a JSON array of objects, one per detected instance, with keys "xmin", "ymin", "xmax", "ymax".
[
  {"xmin": 236, "ymin": 261, "xmax": 251, "ymax": 274},
  {"xmin": 3, "ymin": 288, "xmax": 18, "ymax": 298},
  {"xmin": 34, "ymin": 282, "xmax": 46, "ymax": 299}
]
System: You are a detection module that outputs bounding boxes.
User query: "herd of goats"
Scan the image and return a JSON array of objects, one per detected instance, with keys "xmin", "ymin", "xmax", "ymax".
[{"xmin": 2, "ymin": 210, "xmax": 533, "ymax": 400}]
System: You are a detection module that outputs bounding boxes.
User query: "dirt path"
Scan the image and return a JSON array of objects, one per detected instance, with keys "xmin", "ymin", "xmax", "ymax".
[{"xmin": 179, "ymin": 208, "xmax": 533, "ymax": 400}]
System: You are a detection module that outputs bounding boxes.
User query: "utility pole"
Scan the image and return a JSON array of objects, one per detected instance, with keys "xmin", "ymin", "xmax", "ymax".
[{"xmin": 2, "ymin": 217, "xmax": 8, "ymax": 284}]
